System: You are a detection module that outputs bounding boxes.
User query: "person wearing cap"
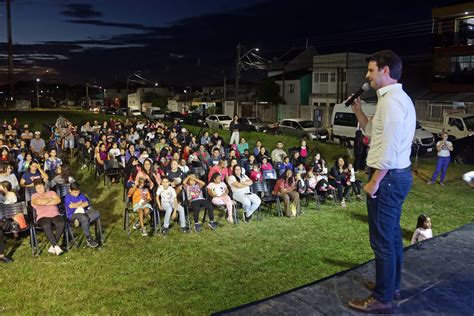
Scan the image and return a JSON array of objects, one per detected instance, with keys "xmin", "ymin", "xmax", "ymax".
[
  {"xmin": 177, "ymin": 128, "xmax": 191, "ymax": 145},
  {"xmin": 29, "ymin": 131, "xmax": 46, "ymax": 158}
]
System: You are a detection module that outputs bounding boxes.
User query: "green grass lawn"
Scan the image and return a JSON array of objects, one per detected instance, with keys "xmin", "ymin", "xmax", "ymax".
[{"xmin": 0, "ymin": 110, "xmax": 473, "ymax": 314}]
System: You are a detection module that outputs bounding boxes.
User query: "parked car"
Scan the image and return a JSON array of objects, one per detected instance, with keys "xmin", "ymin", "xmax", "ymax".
[
  {"xmin": 145, "ymin": 107, "xmax": 165, "ymax": 120},
  {"xmin": 116, "ymin": 108, "xmax": 127, "ymax": 116},
  {"xmin": 183, "ymin": 112, "xmax": 207, "ymax": 126},
  {"xmin": 129, "ymin": 109, "xmax": 142, "ymax": 117},
  {"xmin": 104, "ymin": 107, "xmax": 117, "ymax": 115},
  {"xmin": 205, "ymin": 114, "xmax": 232, "ymax": 130},
  {"xmin": 238, "ymin": 117, "xmax": 269, "ymax": 132},
  {"xmin": 164, "ymin": 111, "xmax": 184, "ymax": 123},
  {"xmin": 277, "ymin": 118, "xmax": 329, "ymax": 141}
]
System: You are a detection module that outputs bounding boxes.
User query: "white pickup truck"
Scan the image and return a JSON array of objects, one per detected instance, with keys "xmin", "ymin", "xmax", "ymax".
[{"xmin": 421, "ymin": 113, "xmax": 474, "ymax": 140}]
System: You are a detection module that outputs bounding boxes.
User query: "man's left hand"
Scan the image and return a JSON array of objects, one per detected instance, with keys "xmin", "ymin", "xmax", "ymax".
[{"xmin": 364, "ymin": 180, "xmax": 379, "ymax": 199}]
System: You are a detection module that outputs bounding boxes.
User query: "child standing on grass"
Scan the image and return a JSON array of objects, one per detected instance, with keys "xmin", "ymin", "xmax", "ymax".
[
  {"xmin": 128, "ymin": 177, "xmax": 153, "ymax": 236},
  {"xmin": 411, "ymin": 214, "xmax": 433, "ymax": 245}
]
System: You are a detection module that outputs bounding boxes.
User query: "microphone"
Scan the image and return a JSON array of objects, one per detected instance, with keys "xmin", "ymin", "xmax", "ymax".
[{"xmin": 345, "ymin": 83, "xmax": 370, "ymax": 107}]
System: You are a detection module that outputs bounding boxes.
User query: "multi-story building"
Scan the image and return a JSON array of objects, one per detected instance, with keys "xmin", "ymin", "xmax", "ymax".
[
  {"xmin": 432, "ymin": 1, "xmax": 474, "ymax": 93},
  {"xmin": 311, "ymin": 52, "xmax": 374, "ymax": 128}
]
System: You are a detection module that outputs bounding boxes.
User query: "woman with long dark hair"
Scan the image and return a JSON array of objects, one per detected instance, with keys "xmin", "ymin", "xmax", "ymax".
[
  {"xmin": 273, "ymin": 168, "xmax": 300, "ymax": 217},
  {"xmin": 228, "ymin": 165, "xmax": 261, "ymax": 222},
  {"xmin": 328, "ymin": 157, "xmax": 351, "ymax": 208}
]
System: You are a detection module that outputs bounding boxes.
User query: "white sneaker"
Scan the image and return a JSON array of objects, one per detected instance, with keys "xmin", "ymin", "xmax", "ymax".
[
  {"xmin": 54, "ymin": 245, "xmax": 63, "ymax": 256},
  {"xmin": 48, "ymin": 245, "xmax": 56, "ymax": 254}
]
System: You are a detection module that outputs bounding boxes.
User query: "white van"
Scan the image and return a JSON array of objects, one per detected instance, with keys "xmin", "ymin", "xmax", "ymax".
[
  {"xmin": 331, "ymin": 102, "xmax": 435, "ymax": 154},
  {"xmin": 145, "ymin": 107, "xmax": 165, "ymax": 120}
]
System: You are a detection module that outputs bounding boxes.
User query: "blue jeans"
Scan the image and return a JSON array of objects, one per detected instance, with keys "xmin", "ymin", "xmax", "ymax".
[
  {"xmin": 367, "ymin": 168, "xmax": 412, "ymax": 302},
  {"xmin": 431, "ymin": 156, "xmax": 450, "ymax": 183}
]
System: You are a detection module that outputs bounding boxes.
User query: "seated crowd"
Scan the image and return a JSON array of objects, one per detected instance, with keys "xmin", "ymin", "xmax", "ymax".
[{"xmin": 0, "ymin": 115, "xmax": 364, "ymax": 262}]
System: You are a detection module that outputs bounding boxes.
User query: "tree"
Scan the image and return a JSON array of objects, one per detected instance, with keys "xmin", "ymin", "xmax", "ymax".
[
  {"xmin": 257, "ymin": 78, "xmax": 285, "ymax": 104},
  {"xmin": 152, "ymin": 96, "xmax": 169, "ymax": 111}
]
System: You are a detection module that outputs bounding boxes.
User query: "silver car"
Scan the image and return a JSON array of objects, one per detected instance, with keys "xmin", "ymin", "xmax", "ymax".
[{"xmin": 277, "ymin": 118, "xmax": 328, "ymax": 141}]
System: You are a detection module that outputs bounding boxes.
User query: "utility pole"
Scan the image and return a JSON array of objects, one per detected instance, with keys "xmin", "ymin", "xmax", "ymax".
[
  {"xmin": 234, "ymin": 43, "xmax": 241, "ymax": 116},
  {"xmin": 6, "ymin": 0, "xmax": 15, "ymax": 103},
  {"xmin": 36, "ymin": 78, "xmax": 40, "ymax": 108},
  {"xmin": 223, "ymin": 75, "xmax": 227, "ymax": 101},
  {"xmin": 86, "ymin": 84, "xmax": 90, "ymax": 108}
]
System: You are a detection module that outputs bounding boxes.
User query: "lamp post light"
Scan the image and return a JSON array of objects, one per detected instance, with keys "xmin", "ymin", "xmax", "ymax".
[{"xmin": 36, "ymin": 78, "xmax": 40, "ymax": 108}]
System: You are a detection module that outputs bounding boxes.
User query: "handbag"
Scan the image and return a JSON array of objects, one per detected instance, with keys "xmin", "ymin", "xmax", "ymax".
[
  {"xmin": 289, "ymin": 202, "xmax": 297, "ymax": 217},
  {"xmin": 13, "ymin": 214, "xmax": 27, "ymax": 230}
]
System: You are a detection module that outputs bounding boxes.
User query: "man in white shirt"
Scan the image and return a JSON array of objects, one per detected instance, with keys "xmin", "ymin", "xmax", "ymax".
[{"xmin": 348, "ymin": 50, "xmax": 415, "ymax": 313}]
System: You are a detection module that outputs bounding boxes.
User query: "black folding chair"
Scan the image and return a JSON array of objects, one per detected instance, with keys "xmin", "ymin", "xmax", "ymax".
[
  {"xmin": 104, "ymin": 159, "xmax": 121, "ymax": 185},
  {"xmin": 55, "ymin": 183, "xmax": 104, "ymax": 249},
  {"xmin": 251, "ymin": 181, "xmax": 283, "ymax": 217},
  {"xmin": 0, "ymin": 201, "xmax": 35, "ymax": 256},
  {"xmin": 124, "ymin": 195, "xmax": 159, "ymax": 238}
]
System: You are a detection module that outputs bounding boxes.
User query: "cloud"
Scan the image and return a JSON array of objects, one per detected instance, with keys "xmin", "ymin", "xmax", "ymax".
[
  {"xmin": 60, "ymin": 3, "xmax": 102, "ymax": 19},
  {"xmin": 64, "ymin": 19, "xmax": 159, "ymax": 31}
]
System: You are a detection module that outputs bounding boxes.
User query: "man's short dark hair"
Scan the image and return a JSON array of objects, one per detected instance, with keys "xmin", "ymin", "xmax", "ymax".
[
  {"xmin": 366, "ymin": 50, "xmax": 402, "ymax": 81},
  {"xmin": 70, "ymin": 182, "xmax": 81, "ymax": 191},
  {"xmin": 33, "ymin": 178, "xmax": 44, "ymax": 187}
]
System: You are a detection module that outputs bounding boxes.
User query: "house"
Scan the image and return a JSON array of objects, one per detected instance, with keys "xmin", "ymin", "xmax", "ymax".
[
  {"xmin": 311, "ymin": 52, "xmax": 374, "ymax": 128},
  {"xmin": 414, "ymin": 2, "xmax": 474, "ymax": 123},
  {"xmin": 127, "ymin": 87, "xmax": 172, "ymax": 112},
  {"xmin": 432, "ymin": 1, "xmax": 474, "ymax": 93}
]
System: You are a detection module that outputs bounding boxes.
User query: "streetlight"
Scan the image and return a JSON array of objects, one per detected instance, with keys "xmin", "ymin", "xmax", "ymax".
[
  {"xmin": 36, "ymin": 78, "xmax": 40, "ymax": 108},
  {"xmin": 235, "ymin": 45, "xmax": 260, "ymax": 115}
]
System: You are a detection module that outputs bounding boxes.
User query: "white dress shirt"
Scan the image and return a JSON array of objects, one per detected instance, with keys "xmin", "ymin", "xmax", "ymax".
[{"xmin": 365, "ymin": 84, "xmax": 416, "ymax": 170}]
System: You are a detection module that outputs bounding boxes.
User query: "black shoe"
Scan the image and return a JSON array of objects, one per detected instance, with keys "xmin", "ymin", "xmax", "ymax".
[
  {"xmin": 208, "ymin": 221, "xmax": 217, "ymax": 230},
  {"xmin": 244, "ymin": 213, "xmax": 253, "ymax": 222},
  {"xmin": 181, "ymin": 226, "xmax": 190, "ymax": 233},
  {"xmin": 0, "ymin": 256, "xmax": 13, "ymax": 263},
  {"xmin": 86, "ymin": 238, "xmax": 99, "ymax": 248},
  {"xmin": 162, "ymin": 227, "xmax": 169, "ymax": 235},
  {"xmin": 194, "ymin": 223, "xmax": 202, "ymax": 232}
]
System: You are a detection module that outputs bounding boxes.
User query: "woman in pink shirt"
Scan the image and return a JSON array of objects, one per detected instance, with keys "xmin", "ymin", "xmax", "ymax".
[
  {"xmin": 273, "ymin": 169, "xmax": 300, "ymax": 217},
  {"xmin": 31, "ymin": 179, "xmax": 65, "ymax": 255}
]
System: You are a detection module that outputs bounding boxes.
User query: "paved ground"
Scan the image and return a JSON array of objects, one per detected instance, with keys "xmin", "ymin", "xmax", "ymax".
[{"xmin": 218, "ymin": 222, "xmax": 474, "ymax": 315}]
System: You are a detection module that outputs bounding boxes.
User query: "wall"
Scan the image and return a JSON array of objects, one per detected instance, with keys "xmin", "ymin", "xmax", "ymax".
[{"xmin": 276, "ymin": 79, "xmax": 300, "ymax": 105}]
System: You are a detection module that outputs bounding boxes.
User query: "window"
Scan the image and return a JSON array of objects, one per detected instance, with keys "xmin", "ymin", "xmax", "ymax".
[
  {"xmin": 289, "ymin": 84, "xmax": 295, "ymax": 93},
  {"xmin": 449, "ymin": 117, "xmax": 464, "ymax": 131},
  {"xmin": 450, "ymin": 55, "xmax": 474, "ymax": 73},
  {"xmin": 334, "ymin": 112, "xmax": 358, "ymax": 127},
  {"xmin": 320, "ymin": 73, "xmax": 329, "ymax": 82},
  {"xmin": 313, "ymin": 102, "xmax": 319, "ymax": 106},
  {"xmin": 330, "ymin": 73, "xmax": 336, "ymax": 82},
  {"xmin": 313, "ymin": 73, "xmax": 319, "ymax": 83},
  {"xmin": 320, "ymin": 102, "xmax": 327, "ymax": 107}
]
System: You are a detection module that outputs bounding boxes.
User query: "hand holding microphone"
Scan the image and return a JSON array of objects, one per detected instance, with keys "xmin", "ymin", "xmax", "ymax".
[{"xmin": 345, "ymin": 83, "xmax": 370, "ymax": 107}]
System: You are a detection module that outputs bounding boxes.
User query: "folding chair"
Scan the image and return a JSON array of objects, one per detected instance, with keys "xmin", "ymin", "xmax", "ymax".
[
  {"xmin": 124, "ymin": 195, "xmax": 159, "ymax": 238},
  {"xmin": 104, "ymin": 159, "xmax": 121, "ymax": 185},
  {"xmin": 56, "ymin": 183, "xmax": 104, "ymax": 249},
  {"xmin": 202, "ymin": 187, "xmax": 238, "ymax": 225},
  {"xmin": 0, "ymin": 201, "xmax": 35, "ymax": 256},
  {"xmin": 251, "ymin": 181, "xmax": 282, "ymax": 217}
]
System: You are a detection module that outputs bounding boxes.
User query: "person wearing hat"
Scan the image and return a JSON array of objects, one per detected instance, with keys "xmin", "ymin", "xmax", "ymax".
[{"xmin": 29, "ymin": 131, "xmax": 46, "ymax": 159}]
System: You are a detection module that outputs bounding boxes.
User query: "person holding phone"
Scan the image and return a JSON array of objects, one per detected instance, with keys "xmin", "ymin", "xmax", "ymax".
[{"xmin": 427, "ymin": 132, "xmax": 453, "ymax": 186}]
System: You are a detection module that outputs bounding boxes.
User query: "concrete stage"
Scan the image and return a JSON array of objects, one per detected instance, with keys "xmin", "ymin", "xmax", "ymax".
[{"xmin": 218, "ymin": 222, "xmax": 474, "ymax": 315}]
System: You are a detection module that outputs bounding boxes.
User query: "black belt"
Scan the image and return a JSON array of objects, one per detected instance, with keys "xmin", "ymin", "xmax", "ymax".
[{"xmin": 370, "ymin": 166, "xmax": 411, "ymax": 174}]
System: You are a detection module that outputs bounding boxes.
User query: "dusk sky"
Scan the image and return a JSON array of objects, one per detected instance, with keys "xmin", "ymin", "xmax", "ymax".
[{"xmin": 0, "ymin": 0, "xmax": 467, "ymax": 86}]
